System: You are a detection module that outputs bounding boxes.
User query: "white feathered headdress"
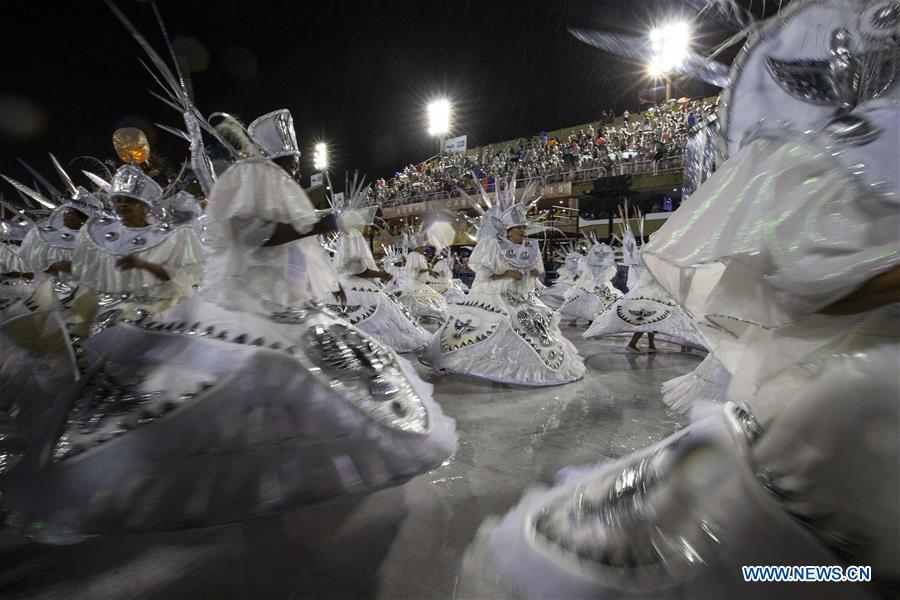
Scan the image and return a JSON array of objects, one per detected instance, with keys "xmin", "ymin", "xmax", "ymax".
[
  {"xmin": 613, "ymin": 201, "xmax": 644, "ymax": 266},
  {"xmin": 326, "ymin": 171, "xmax": 377, "ymax": 233},
  {"xmin": 457, "ymin": 172, "xmax": 550, "ymax": 242}
]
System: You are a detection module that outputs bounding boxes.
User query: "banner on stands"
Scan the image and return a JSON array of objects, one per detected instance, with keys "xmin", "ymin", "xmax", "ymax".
[
  {"xmin": 310, "ymin": 172, "xmax": 323, "ymax": 187},
  {"xmin": 444, "ymin": 135, "xmax": 467, "ymax": 154}
]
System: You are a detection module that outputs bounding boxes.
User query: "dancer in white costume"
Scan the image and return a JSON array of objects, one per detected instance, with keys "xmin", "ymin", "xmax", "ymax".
[
  {"xmin": 584, "ymin": 215, "xmax": 706, "ymax": 352},
  {"xmin": 0, "ymin": 181, "xmax": 50, "ymax": 307},
  {"xmin": 396, "ymin": 226, "xmax": 449, "ymax": 322},
  {"xmin": 459, "ymin": 1, "xmax": 900, "ymax": 596},
  {"xmin": 423, "ymin": 225, "xmax": 469, "ymax": 304},
  {"xmin": 0, "ymin": 104, "xmax": 458, "ymax": 540},
  {"xmin": 70, "ymin": 164, "xmax": 205, "ymax": 327},
  {"xmin": 328, "ymin": 174, "xmax": 430, "ymax": 353},
  {"xmin": 538, "ymin": 241, "xmax": 582, "ymax": 310},
  {"xmin": 428, "ymin": 251, "xmax": 469, "ymax": 304},
  {"xmin": 421, "ymin": 177, "xmax": 585, "ymax": 386},
  {"xmin": 557, "ymin": 233, "xmax": 622, "ymax": 325},
  {"xmin": 15, "ymin": 162, "xmax": 105, "ymax": 284}
]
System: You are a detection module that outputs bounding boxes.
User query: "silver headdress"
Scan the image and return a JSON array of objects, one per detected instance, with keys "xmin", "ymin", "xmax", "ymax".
[
  {"xmin": 381, "ymin": 244, "xmax": 403, "ymax": 267},
  {"xmin": 583, "ymin": 231, "xmax": 615, "ymax": 268},
  {"xmin": 247, "ymin": 109, "xmax": 302, "ymax": 160},
  {"xmin": 0, "ymin": 219, "xmax": 31, "ymax": 242},
  {"xmin": 48, "ymin": 153, "xmax": 106, "ymax": 218},
  {"xmin": 614, "ymin": 202, "xmax": 644, "ymax": 266},
  {"xmin": 483, "ymin": 174, "xmax": 547, "ymax": 241},
  {"xmin": 110, "ymin": 164, "xmax": 164, "ymax": 205},
  {"xmin": 0, "ymin": 192, "xmax": 34, "ymax": 241}
]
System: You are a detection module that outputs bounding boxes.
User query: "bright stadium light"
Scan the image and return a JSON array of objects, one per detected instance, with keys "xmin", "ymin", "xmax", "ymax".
[
  {"xmin": 647, "ymin": 22, "xmax": 690, "ymax": 77},
  {"xmin": 313, "ymin": 142, "xmax": 328, "ymax": 171},
  {"xmin": 427, "ymin": 99, "xmax": 451, "ymax": 136}
]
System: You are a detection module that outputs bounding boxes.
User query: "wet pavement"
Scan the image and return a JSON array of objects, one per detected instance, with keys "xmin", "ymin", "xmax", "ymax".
[{"xmin": 0, "ymin": 326, "xmax": 699, "ymax": 599}]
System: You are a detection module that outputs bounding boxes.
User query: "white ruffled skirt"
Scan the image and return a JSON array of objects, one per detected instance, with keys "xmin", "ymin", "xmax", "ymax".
[
  {"xmin": 557, "ymin": 283, "xmax": 621, "ymax": 323},
  {"xmin": 420, "ymin": 292, "xmax": 585, "ymax": 386},
  {"xmin": 537, "ymin": 281, "xmax": 573, "ymax": 310},
  {"xmin": 332, "ymin": 276, "xmax": 431, "ymax": 353},
  {"xmin": 583, "ymin": 284, "xmax": 706, "ymax": 350},
  {"xmin": 443, "ymin": 279, "xmax": 469, "ymax": 305},
  {"xmin": 660, "ymin": 353, "xmax": 731, "ymax": 415},
  {"xmin": 396, "ymin": 280, "xmax": 448, "ymax": 322},
  {"xmin": 0, "ymin": 294, "xmax": 457, "ymax": 540}
]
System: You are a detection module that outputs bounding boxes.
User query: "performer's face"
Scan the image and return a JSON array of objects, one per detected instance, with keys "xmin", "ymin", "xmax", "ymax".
[
  {"xmin": 63, "ymin": 208, "xmax": 88, "ymax": 230},
  {"xmin": 507, "ymin": 226, "xmax": 525, "ymax": 244},
  {"xmin": 114, "ymin": 197, "xmax": 148, "ymax": 227},
  {"xmin": 275, "ymin": 155, "xmax": 301, "ymax": 181}
]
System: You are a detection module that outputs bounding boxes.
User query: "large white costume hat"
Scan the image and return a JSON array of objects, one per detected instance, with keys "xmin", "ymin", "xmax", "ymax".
[
  {"xmin": 247, "ymin": 109, "xmax": 302, "ymax": 160},
  {"xmin": 110, "ymin": 164, "xmax": 163, "ymax": 205}
]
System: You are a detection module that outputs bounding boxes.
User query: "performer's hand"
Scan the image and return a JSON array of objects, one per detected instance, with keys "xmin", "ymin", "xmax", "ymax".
[
  {"xmin": 116, "ymin": 255, "xmax": 144, "ymax": 271},
  {"xmin": 380, "ymin": 271, "xmax": 394, "ymax": 282},
  {"xmin": 46, "ymin": 260, "xmax": 73, "ymax": 274},
  {"xmin": 506, "ymin": 269, "xmax": 523, "ymax": 281}
]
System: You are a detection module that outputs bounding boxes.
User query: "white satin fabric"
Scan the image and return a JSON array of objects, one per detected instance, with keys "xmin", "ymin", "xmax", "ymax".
[
  {"xmin": 584, "ymin": 268, "xmax": 706, "ymax": 349},
  {"xmin": 19, "ymin": 224, "xmax": 78, "ymax": 277},
  {"xmin": 200, "ymin": 158, "xmax": 339, "ymax": 313},
  {"xmin": 0, "ymin": 242, "xmax": 26, "ymax": 273},
  {"xmin": 73, "ymin": 224, "xmax": 204, "ymax": 302}
]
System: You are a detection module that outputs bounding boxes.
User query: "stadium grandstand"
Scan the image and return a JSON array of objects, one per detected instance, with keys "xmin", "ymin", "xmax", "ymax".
[{"xmin": 360, "ymin": 96, "xmax": 718, "ymax": 258}]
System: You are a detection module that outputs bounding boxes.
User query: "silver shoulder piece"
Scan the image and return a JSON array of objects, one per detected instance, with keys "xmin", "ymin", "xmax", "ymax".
[
  {"xmin": 765, "ymin": 57, "xmax": 836, "ymax": 105},
  {"xmin": 767, "ymin": 26, "xmax": 898, "ymax": 111}
]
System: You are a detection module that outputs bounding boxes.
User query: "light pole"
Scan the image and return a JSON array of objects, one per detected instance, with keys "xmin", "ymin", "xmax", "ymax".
[{"xmin": 427, "ymin": 99, "xmax": 451, "ymax": 159}]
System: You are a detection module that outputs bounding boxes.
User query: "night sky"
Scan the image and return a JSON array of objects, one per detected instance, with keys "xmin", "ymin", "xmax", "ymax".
[{"xmin": 1, "ymin": 1, "xmax": 778, "ymax": 193}]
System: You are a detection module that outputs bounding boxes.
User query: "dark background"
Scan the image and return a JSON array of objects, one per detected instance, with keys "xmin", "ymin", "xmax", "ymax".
[{"xmin": 1, "ymin": 0, "xmax": 783, "ymax": 192}]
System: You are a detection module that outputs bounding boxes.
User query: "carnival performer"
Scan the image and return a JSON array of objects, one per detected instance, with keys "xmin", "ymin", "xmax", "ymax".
[
  {"xmin": 537, "ymin": 241, "xmax": 582, "ymax": 310},
  {"xmin": 68, "ymin": 163, "xmax": 204, "ymax": 328},
  {"xmin": 584, "ymin": 215, "xmax": 705, "ymax": 353},
  {"xmin": 425, "ymin": 227, "xmax": 469, "ymax": 304},
  {"xmin": 328, "ymin": 173, "xmax": 430, "ymax": 353},
  {"xmin": 395, "ymin": 226, "xmax": 448, "ymax": 322},
  {"xmin": 557, "ymin": 233, "xmax": 622, "ymax": 325},
  {"xmin": 432, "ymin": 255, "xmax": 469, "ymax": 304},
  {"xmin": 12, "ymin": 156, "xmax": 106, "ymax": 284},
  {"xmin": 458, "ymin": 2, "xmax": 900, "ymax": 596},
  {"xmin": 421, "ymin": 177, "xmax": 585, "ymax": 386}
]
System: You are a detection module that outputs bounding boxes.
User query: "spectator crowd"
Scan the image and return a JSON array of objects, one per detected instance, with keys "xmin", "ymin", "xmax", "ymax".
[{"xmin": 369, "ymin": 97, "xmax": 718, "ymax": 207}]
